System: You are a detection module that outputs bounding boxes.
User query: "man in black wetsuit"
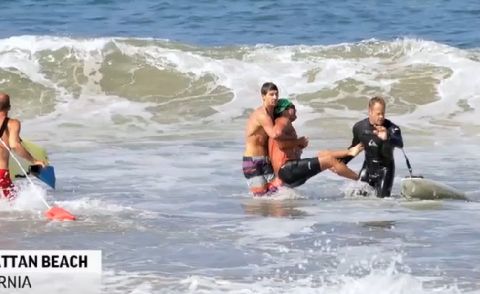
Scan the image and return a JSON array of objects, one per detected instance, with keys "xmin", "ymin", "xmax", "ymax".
[{"xmin": 341, "ymin": 96, "xmax": 403, "ymax": 197}]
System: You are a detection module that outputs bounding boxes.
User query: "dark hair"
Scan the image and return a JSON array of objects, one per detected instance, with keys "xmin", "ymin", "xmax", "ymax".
[
  {"xmin": 368, "ymin": 96, "xmax": 385, "ymax": 109},
  {"xmin": 260, "ymin": 82, "xmax": 278, "ymax": 96},
  {"xmin": 0, "ymin": 94, "xmax": 11, "ymax": 111}
]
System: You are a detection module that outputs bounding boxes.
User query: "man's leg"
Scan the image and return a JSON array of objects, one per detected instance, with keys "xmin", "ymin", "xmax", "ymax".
[
  {"xmin": 317, "ymin": 154, "xmax": 359, "ymax": 180},
  {"xmin": 377, "ymin": 167, "xmax": 394, "ymax": 198},
  {"xmin": 264, "ymin": 163, "xmax": 278, "ymax": 194},
  {"xmin": 278, "ymin": 158, "xmax": 320, "ymax": 188},
  {"xmin": 318, "ymin": 143, "xmax": 363, "ymax": 160},
  {"xmin": 246, "ymin": 176, "xmax": 270, "ymax": 196},
  {"xmin": 316, "ymin": 143, "xmax": 363, "ymax": 180},
  {"xmin": 0, "ymin": 170, "xmax": 16, "ymax": 200},
  {"xmin": 243, "ymin": 156, "xmax": 277, "ymax": 196}
]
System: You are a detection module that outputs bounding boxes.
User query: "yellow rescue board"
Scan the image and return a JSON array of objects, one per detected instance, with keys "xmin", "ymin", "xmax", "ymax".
[{"xmin": 8, "ymin": 140, "xmax": 50, "ymax": 180}]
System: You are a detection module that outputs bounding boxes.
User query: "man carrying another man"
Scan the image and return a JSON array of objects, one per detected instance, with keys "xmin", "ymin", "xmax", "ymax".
[
  {"xmin": 242, "ymin": 82, "xmax": 402, "ymax": 197},
  {"xmin": 242, "ymin": 83, "xmax": 307, "ymax": 196}
]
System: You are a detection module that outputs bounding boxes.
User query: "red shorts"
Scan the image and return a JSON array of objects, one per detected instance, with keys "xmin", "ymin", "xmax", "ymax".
[{"xmin": 0, "ymin": 169, "xmax": 16, "ymax": 200}]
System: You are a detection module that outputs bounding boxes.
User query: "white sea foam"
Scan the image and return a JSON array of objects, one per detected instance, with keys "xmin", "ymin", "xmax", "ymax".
[
  {"xmin": 0, "ymin": 181, "xmax": 49, "ymax": 212},
  {"xmin": 1, "ymin": 36, "xmax": 480, "ymax": 293},
  {"xmin": 100, "ymin": 262, "xmax": 466, "ymax": 294},
  {"xmin": 0, "ymin": 36, "xmax": 477, "ymax": 146}
]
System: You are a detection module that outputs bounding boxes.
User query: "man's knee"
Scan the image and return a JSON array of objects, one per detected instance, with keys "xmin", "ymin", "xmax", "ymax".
[
  {"xmin": 250, "ymin": 181, "xmax": 279, "ymax": 196},
  {"xmin": 318, "ymin": 150, "xmax": 331, "ymax": 158},
  {"xmin": 359, "ymin": 169, "xmax": 369, "ymax": 182},
  {"xmin": 318, "ymin": 155, "xmax": 335, "ymax": 170},
  {"xmin": 250, "ymin": 186, "xmax": 269, "ymax": 196}
]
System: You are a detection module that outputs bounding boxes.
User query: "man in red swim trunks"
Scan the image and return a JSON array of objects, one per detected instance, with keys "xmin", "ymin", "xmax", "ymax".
[{"xmin": 0, "ymin": 92, "xmax": 46, "ymax": 199}]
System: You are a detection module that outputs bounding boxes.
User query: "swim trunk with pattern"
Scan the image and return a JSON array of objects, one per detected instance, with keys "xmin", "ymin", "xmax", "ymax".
[{"xmin": 242, "ymin": 156, "xmax": 277, "ymax": 196}]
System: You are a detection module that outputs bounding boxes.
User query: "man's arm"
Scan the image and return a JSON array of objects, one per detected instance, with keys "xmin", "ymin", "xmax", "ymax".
[
  {"xmin": 340, "ymin": 124, "xmax": 361, "ymax": 164},
  {"xmin": 387, "ymin": 123, "xmax": 403, "ymax": 148},
  {"xmin": 259, "ymin": 113, "xmax": 296, "ymax": 140},
  {"xmin": 276, "ymin": 136, "xmax": 308, "ymax": 150},
  {"xmin": 378, "ymin": 123, "xmax": 403, "ymax": 160},
  {"xmin": 271, "ymin": 117, "xmax": 307, "ymax": 150},
  {"xmin": 8, "ymin": 119, "xmax": 46, "ymax": 167},
  {"xmin": 374, "ymin": 121, "xmax": 403, "ymax": 148}
]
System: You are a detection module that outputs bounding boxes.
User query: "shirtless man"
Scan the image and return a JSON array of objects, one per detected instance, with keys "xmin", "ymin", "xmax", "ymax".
[
  {"xmin": 269, "ymin": 99, "xmax": 363, "ymax": 188},
  {"xmin": 242, "ymin": 83, "xmax": 304, "ymax": 196},
  {"xmin": 0, "ymin": 92, "xmax": 46, "ymax": 199}
]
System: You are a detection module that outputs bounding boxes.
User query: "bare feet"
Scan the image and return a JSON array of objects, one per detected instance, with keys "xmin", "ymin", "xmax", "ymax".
[{"xmin": 348, "ymin": 143, "xmax": 364, "ymax": 157}]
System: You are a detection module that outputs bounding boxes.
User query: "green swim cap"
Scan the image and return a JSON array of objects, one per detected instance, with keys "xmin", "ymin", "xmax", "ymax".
[{"xmin": 274, "ymin": 98, "xmax": 294, "ymax": 115}]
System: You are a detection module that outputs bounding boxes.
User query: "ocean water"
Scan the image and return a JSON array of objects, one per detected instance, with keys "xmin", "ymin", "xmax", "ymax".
[{"xmin": 0, "ymin": 1, "xmax": 480, "ymax": 293}]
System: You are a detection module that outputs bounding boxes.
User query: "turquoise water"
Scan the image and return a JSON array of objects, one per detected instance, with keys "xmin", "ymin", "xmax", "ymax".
[{"xmin": 0, "ymin": 1, "xmax": 480, "ymax": 294}]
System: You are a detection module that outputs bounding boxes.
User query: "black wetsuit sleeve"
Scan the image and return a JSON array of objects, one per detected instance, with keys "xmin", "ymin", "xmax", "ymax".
[
  {"xmin": 387, "ymin": 122, "xmax": 403, "ymax": 148},
  {"xmin": 340, "ymin": 123, "xmax": 361, "ymax": 164},
  {"xmin": 379, "ymin": 122, "xmax": 403, "ymax": 160}
]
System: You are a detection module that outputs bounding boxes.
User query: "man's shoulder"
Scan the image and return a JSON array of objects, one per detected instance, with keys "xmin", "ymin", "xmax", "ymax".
[
  {"xmin": 6, "ymin": 117, "xmax": 20, "ymax": 129},
  {"xmin": 275, "ymin": 116, "xmax": 294, "ymax": 129},
  {"xmin": 274, "ymin": 116, "xmax": 290, "ymax": 123},
  {"xmin": 384, "ymin": 119, "xmax": 400, "ymax": 129},
  {"xmin": 246, "ymin": 107, "xmax": 260, "ymax": 122},
  {"xmin": 249, "ymin": 106, "xmax": 267, "ymax": 118},
  {"xmin": 7, "ymin": 117, "xmax": 20, "ymax": 124},
  {"xmin": 353, "ymin": 118, "xmax": 369, "ymax": 128}
]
